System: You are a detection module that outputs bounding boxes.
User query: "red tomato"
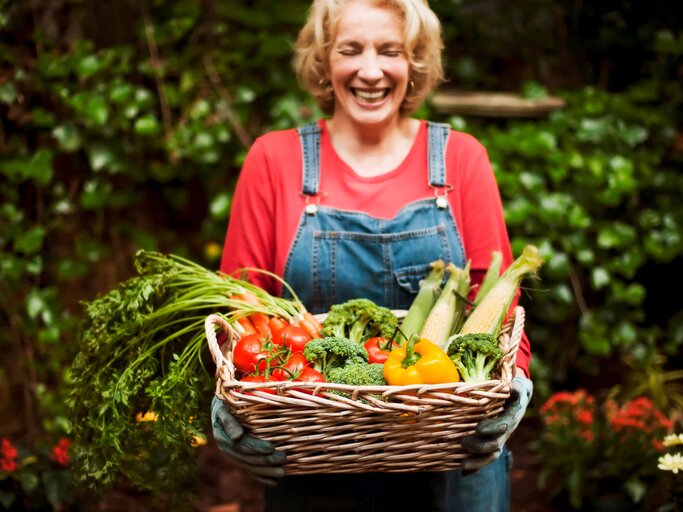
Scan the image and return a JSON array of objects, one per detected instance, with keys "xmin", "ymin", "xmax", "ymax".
[
  {"xmin": 233, "ymin": 333, "xmax": 272, "ymax": 374},
  {"xmin": 272, "ymin": 325, "xmax": 312, "ymax": 353},
  {"xmin": 364, "ymin": 337, "xmax": 400, "ymax": 364},
  {"xmin": 271, "ymin": 352, "xmax": 310, "ymax": 381},
  {"xmin": 292, "ymin": 367, "xmax": 325, "ymax": 394},
  {"xmin": 268, "ymin": 316, "xmax": 289, "ymax": 337}
]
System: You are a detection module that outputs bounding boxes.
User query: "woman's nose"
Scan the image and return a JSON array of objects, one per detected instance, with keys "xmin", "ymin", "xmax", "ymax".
[{"xmin": 357, "ymin": 52, "xmax": 383, "ymax": 81}]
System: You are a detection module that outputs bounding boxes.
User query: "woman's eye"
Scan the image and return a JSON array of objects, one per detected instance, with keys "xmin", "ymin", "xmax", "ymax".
[{"xmin": 383, "ymin": 51, "xmax": 401, "ymax": 57}]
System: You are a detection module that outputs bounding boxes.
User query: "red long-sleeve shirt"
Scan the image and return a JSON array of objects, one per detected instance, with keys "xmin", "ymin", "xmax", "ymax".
[{"xmin": 220, "ymin": 120, "xmax": 530, "ymax": 376}]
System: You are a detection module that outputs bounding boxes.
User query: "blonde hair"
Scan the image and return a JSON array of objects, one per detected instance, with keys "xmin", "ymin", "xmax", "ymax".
[{"xmin": 294, "ymin": 0, "xmax": 444, "ymax": 116}]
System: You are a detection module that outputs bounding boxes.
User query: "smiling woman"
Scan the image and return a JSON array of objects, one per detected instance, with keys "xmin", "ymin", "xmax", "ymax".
[
  {"xmin": 295, "ymin": 0, "xmax": 444, "ymax": 117},
  {"xmin": 327, "ymin": 2, "xmax": 410, "ymax": 128},
  {"xmin": 214, "ymin": 0, "xmax": 534, "ymax": 511}
]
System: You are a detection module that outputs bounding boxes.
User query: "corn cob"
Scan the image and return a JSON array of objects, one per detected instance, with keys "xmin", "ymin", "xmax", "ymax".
[
  {"xmin": 420, "ymin": 262, "xmax": 471, "ymax": 350},
  {"xmin": 474, "ymin": 250, "xmax": 502, "ymax": 305},
  {"xmin": 450, "ymin": 260, "xmax": 471, "ymax": 336},
  {"xmin": 459, "ymin": 244, "xmax": 543, "ymax": 338},
  {"xmin": 398, "ymin": 260, "xmax": 446, "ymax": 343}
]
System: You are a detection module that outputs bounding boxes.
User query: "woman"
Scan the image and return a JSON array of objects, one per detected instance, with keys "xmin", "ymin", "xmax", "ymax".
[{"xmin": 212, "ymin": 0, "xmax": 533, "ymax": 510}]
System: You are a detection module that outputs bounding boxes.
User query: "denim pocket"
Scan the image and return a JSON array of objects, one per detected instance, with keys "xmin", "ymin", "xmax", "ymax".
[{"xmin": 394, "ymin": 262, "xmax": 435, "ymax": 294}]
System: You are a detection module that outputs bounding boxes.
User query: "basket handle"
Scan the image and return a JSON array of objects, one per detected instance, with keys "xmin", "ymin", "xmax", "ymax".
[
  {"xmin": 205, "ymin": 314, "xmax": 239, "ymax": 379},
  {"xmin": 500, "ymin": 306, "xmax": 525, "ymax": 378}
]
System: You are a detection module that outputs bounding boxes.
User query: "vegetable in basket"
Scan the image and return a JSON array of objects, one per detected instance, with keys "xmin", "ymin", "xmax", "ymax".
[
  {"xmin": 270, "ymin": 352, "xmax": 310, "ymax": 381},
  {"xmin": 459, "ymin": 244, "xmax": 543, "ymax": 338},
  {"xmin": 271, "ymin": 324, "xmax": 313, "ymax": 353},
  {"xmin": 419, "ymin": 261, "xmax": 471, "ymax": 350},
  {"xmin": 364, "ymin": 336, "xmax": 400, "ymax": 364},
  {"xmin": 327, "ymin": 362, "xmax": 387, "ymax": 386},
  {"xmin": 302, "ymin": 336, "xmax": 368, "ymax": 380},
  {"xmin": 321, "ymin": 298, "xmax": 398, "ymax": 344},
  {"xmin": 446, "ymin": 333, "xmax": 503, "ymax": 384},
  {"xmin": 383, "ymin": 335, "xmax": 460, "ymax": 386},
  {"xmin": 397, "ymin": 259, "xmax": 446, "ymax": 342},
  {"xmin": 233, "ymin": 332, "xmax": 280, "ymax": 374}
]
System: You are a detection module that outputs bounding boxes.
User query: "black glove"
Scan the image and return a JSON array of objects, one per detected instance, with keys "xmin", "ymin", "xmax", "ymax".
[
  {"xmin": 461, "ymin": 376, "xmax": 533, "ymax": 472},
  {"xmin": 211, "ymin": 396, "xmax": 286, "ymax": 485}
]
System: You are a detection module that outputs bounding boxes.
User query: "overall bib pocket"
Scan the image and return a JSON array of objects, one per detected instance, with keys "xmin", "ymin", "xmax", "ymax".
[{"xmin": 311, "ymin": 224, "xmax": 454, "ymax": 311}]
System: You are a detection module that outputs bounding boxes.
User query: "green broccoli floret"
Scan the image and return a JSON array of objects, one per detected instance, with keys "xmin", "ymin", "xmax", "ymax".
[
  {"xmin": 303, "ymin": 337, "xmax": 368, "ymax": 379},
  {"xmin": 446, "ymin": 333, "xmax": 503, "ymax": 383},
  {"xmin": 327, "ymin": 362, "xmax": 387, "ymax": 386},
  {"xmin": 321, "ymin": 298, "xmax": 398, "ymax": 344}
]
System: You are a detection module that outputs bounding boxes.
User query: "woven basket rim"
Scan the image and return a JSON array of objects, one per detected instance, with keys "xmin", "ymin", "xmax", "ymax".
[{"xmin": 206, "ymin": 307, "xmax": 524, "ymax": 399}]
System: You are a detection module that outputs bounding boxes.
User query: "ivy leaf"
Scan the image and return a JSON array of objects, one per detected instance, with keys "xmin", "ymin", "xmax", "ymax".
[
  {"xmin": 591, "ymin": 267, "xmax": 610, "ymax": 289},
  {"xmin": 0, "ymin": 81, "xmax": 17, "ymax": 104},
  {"xmin": 26, "ymin": 290, "xmax": 47, "ymax": 320},
  {"xmin": 15, "ymin": 227, "xmax": 46, "ymax": 255},
  {"xmin": 84, "ymin": 95, "xmax": 109, "ymax": 125},
  {"xmin": 209, "ymin": 192, "xmax": 231, "ymax": 219},
  {"xmin": 109, "ymin": 81, "xmax": 134, "ymax": 103},
  {"xmin": 135, "ymin": 115, "xmax": 161, "ymax": 136},
  {"xmin": 88, "ymin": 144, "xmax": 115, "ymax": 172},
  {"xmin": 53, "ymin": 123, "xmax": 82, "ymax": 152},
  {"xmin": 597, "ymin": 223, "xmax": 637, "ymax": 249},
  {"xmin": 77, "ymin": 54, "xmax": 101, "ymax": 79}
]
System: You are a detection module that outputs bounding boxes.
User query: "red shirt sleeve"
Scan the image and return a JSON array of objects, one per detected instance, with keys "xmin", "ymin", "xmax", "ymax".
[{"xmin": 220, "ymin": 137, "xmax": 279, "ymax": 293}]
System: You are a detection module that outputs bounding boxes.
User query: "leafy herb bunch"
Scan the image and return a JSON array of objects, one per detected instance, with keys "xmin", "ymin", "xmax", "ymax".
[{"xmin": 67, "ymin": 250, "xmax": 305, "ymax": 508}]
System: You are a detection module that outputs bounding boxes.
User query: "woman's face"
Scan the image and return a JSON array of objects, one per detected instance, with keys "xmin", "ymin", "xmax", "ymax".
[{"xmin": 327, "ymin": 0, "xmax": 410, "ymax": 129}]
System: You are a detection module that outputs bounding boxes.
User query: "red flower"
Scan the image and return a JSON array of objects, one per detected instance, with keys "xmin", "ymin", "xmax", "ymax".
[
  {"xmin": 1, "ymin": 439, "xmax": 17, "ymax": 460},
  {"xmin": 581, "ymin": 430, "xmax": 595, "ymax": 442},
  {"xmin": 1, "ymin": 438, "xmax": 19, "ymax": 473},
  {"xmin": 51, "ymin": 438, "xmax": 71, "ymax": 467},
  {"xmin": 577, "ymin": 410, "xmax": 594, "ymax": 425},
  {"xmin": 0, "ymin": 457, "xmax": 16, "ymax": 472}
]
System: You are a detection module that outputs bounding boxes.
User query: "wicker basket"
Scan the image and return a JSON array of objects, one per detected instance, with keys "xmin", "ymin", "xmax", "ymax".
[{"xmin": 207, "ymin": 306, "xmax": 524, "ymax": 474}]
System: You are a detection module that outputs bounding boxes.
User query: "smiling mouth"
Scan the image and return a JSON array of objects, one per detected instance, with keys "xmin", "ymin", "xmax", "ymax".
[{"xmin": 352, "ymin": 88, "xmax": 390, "ymax": 103}]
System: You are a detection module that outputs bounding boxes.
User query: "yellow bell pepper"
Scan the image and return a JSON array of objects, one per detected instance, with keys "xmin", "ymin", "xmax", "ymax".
[{"xmin": 383, "ymin": 335, "xmax": 460, "ymax": 385}]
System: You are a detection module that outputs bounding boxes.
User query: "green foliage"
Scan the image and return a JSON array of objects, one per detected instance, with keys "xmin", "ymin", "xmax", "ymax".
[
  {"xmin": 0, "ymin": 0, "xmax": 316, "ymax": 505},
  {"xmin": 449, "ymin": 64, "xmax": 683, "ymax": 394}
]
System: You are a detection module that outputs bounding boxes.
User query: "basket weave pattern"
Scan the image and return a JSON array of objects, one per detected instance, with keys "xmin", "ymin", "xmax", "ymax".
[{"xmin": 207, "ymin": 306, "xmax": 524, "ymax": 474}]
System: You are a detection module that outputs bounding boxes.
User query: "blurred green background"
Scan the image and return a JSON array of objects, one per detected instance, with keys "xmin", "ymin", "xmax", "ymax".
[{"xmin": 1, "ymin": 0, "xmax": 682, "ymax": 510}]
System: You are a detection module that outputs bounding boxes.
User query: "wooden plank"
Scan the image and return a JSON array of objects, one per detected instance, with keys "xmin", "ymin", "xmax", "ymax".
[{"xmin": 429, "ymin": 90, "xmax": 566, "ymax": 118}]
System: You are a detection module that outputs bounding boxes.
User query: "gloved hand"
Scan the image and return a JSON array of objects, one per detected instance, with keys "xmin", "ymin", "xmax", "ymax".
[
  {"xmin": 211, "ymin": 396, "xmax": 286, "ymax": 485},
  {"xmin": 460, "ymin": 376, "xmax": 533, "ymax": 472}
]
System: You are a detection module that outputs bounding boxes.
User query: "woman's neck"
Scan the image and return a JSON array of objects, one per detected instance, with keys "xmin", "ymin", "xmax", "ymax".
[{"xmin": 325, "ymin": 116, "xmax": 420, "ymax": 177}]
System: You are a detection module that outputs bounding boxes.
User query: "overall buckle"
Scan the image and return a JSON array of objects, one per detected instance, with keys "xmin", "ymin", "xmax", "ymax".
[{"xmin": 431, "ymin": 184, "xmax": 453, "ymax": 209}]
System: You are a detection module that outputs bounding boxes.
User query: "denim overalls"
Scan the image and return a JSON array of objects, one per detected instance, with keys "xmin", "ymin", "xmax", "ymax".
[
  {"xmin": 265, "ymin": 121, "xmax": 511, "ymax": 512},
  {"xmin": 282, "ymin": 121, "xmax": 465, "ymax": 314}
]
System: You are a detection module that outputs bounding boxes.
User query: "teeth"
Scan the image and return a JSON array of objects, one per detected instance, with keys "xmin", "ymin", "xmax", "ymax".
[{"xmin": 354, "ymin": 89, "xmax": 386, "ymax": 101}]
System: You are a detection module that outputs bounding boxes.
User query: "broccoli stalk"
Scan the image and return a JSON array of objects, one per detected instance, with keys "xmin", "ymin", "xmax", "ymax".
[
  {"xmin": 302, "ymin": 337, "xmax": 368, "ymax": 380},
  {"xmin": 446, "ymin": 333, "xmax": 503, "ymax": 384},
  {"xmin": 327, "ymin": 362, "xmax": 387, "ymax": 386},
  {"xmin": 321, "ymin": 298, "xmax": 398, "ymax": 345}
]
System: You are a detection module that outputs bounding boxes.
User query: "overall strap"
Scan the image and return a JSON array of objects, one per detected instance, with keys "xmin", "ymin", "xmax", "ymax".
[
  {"xmin": 297, "ymin": 122, "xmax": 322, "ymax": 196},
  {"xmin": 426, "ymin": 121, "xmax": 451, "ymax": 187}
]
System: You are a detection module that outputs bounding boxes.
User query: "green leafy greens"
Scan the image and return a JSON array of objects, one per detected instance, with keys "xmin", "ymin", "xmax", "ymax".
[{"xmin": 67, "ymin": 250, "xmax": 305, "ymax": 508}]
